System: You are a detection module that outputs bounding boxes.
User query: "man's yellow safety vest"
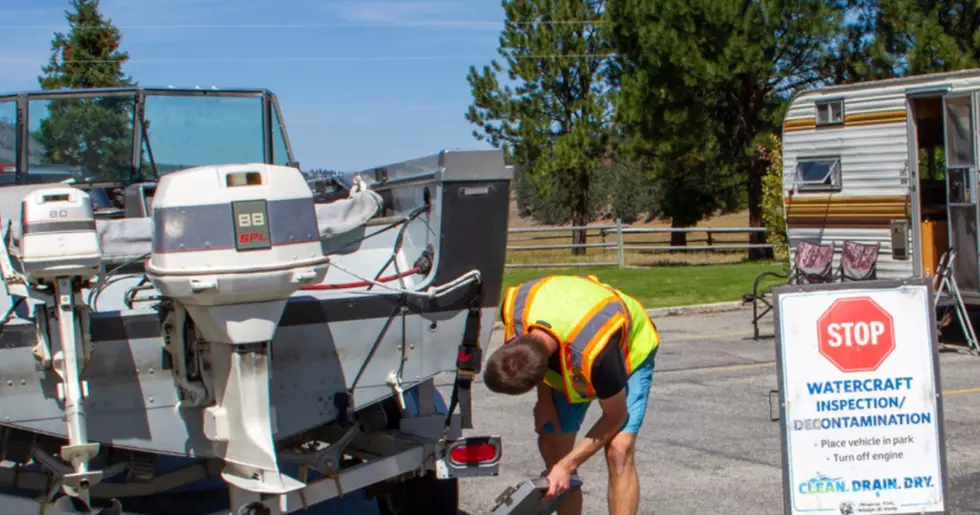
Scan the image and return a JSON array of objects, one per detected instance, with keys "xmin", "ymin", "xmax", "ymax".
[{"xmin": 500, "ymin": 275, "xmax": 660, "ymax": 403}]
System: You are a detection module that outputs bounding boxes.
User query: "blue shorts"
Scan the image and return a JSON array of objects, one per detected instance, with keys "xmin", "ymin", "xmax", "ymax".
[{"xmin": 540, "ymin": 350, "xmax": 656, "ymax": 435}]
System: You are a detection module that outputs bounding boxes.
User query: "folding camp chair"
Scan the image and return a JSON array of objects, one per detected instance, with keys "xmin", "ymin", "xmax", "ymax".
[
  {"xmin": 743, "ymin": 240, "xmax": 836, "ymax": 339},
  {"xmin": 837, "ymin": 240, "xmax": 880, "ymax": 282}
]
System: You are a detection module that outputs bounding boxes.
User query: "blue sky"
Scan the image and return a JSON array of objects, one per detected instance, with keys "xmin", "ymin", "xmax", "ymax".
[{"xmin": 0, "ymin": 0, "xmax": 506, "ymax": 171}]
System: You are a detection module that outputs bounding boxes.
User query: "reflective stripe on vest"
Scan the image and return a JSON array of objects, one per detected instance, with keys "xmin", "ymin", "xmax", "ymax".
[
  {"xmin": 559, "ymin": 295, "xmax": 629, "ymax": 401},
  {"xmin": 500, "ymin": 276, "xmax": 564, "ymax": 393},
  {"xmin": 578, "ymin": 275, "xmax": 660, "ymax": 376},
  {"xmin": 500, "ymin": 275, "xmax": 633, "ymax": 403},
  {"xmin": 501, "ymin": 276, "xmax": 552, "ymax": 342},
  {"xmin": 573, "ymin": 275, "xmax": 637, "ymax": 375}
]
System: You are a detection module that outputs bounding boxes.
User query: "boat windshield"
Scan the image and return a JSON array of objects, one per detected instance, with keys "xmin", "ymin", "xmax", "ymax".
[
  {"xmin": 139, "ymin": 94, "xmax": 269, "ymax": 177},
  {"xmin": 0, "ymin": 88, "xmax": 295, "ymax": 185},
  {"xmin": 27, "ymin": 93, "xmax": 137, "ymax": 182}
]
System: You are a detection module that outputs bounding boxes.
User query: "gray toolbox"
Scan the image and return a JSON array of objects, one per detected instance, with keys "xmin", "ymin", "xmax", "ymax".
[{"xmin": 490, "ymin": 475, "xmax": 584, "ymax": 515}]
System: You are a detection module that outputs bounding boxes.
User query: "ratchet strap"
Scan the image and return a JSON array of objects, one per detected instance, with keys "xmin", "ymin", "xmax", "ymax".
[{"xmin": 443, "ymin": 284, "xmax": 483, "ymax": 436}]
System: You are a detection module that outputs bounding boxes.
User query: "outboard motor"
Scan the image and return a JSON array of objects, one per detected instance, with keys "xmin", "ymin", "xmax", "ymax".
[
  {"xmin": 144, "ymin": 163, "xmax": 329, "ymax": 494},
  {"xmin": 19, "ymin": 187, "xmax": 104, "ymax": 504}
]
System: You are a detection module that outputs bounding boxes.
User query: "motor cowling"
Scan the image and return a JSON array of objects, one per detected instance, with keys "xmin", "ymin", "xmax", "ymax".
[
  {"xmin": 145, "ymin": 163, "xmax": 329, "ymax": 343},
  {"xmin": 19, "ymin": 187, "xmax": 102, "ymax": 281}
]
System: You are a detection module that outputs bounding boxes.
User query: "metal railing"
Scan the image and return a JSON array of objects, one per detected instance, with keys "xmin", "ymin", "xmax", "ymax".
[{"xmin": 505, "ymin": 220, "xmax": 771, "ymax": 269}]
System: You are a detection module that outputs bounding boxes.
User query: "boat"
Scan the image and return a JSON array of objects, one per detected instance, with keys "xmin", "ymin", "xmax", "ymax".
[{"xmin": 0, "ymin": 86, "xmax": 512, "ymax": 514}]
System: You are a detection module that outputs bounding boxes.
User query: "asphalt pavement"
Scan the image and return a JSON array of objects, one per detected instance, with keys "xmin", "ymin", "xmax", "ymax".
[{"xmin": 454, "ymin": 306, "xmax": 980, "ymax": 515}]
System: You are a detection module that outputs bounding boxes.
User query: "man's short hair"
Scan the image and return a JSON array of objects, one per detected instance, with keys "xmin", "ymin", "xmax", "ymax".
[{"xmin": 483, "ymin": 334, "xmax": 550, "ymax": 395}]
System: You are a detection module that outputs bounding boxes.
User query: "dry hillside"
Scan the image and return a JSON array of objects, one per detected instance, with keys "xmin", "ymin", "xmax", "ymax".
[{"xmin": 506, "ymin": 189, "xmax": 750, "ymax": 229}]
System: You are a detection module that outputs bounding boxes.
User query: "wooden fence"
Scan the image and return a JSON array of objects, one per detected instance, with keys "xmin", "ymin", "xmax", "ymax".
[{"xmin": 506, "ymin": 221, "xmax": 771, "ymax": 269}]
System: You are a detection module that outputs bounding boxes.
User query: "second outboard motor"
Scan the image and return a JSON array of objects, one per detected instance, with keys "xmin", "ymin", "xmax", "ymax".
[{"xmin": 19, "ymin": 187, "xmax": 104, "ymax": 505}]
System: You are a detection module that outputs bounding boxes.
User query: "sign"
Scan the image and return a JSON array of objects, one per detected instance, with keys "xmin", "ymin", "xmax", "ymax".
[
  {"xmin": 773, "ymin": 278, "xmax": 948, "ymax": 515},
  {"xmin": 817, "ymin": 297, "xmax": 895, "ymax": 373}
]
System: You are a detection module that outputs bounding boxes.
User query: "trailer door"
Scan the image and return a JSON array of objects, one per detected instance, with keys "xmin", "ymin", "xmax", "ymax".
[{"xmin": 944, "ymin": 93, "xmax": 980, "ymax": 293}]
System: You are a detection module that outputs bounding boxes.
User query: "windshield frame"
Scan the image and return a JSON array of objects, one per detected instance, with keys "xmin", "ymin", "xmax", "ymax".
[{"xmin": 0, "ymin": 86, "xmax": 296, "ymax": 185}]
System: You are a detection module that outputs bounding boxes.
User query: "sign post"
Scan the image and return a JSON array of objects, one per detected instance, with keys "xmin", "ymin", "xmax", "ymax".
[{"xmin": 773, "ymin": 278, "xmax": 949, "ymax": 515}]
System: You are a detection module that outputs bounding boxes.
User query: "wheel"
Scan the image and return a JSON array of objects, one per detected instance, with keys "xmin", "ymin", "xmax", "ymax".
[{"xmin": 375, "ymin": 472, "xmax": 459, "ymax": 515}]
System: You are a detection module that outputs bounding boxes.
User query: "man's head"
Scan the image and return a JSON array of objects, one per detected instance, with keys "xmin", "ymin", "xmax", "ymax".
[{"xmin": 483, "ymin": 332, "xmax": 551, "ymax": 395}]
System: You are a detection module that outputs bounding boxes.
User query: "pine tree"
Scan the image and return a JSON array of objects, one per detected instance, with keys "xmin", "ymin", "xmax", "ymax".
[
  {"xmin": 608, "ymin": 0, "xmax": 844, "ymax": 255},
  {"xmin": 39, "ymin": 0, "xmax": 133, "ymax": 90},
  {"xmin": 872, "ymin": 0, "xmax": 980, "ymax": 75},
  {"xmin": 35, "ymin": 0, "xmax": 135, "ymax": 181},
  {"xmin": 466, "ymin": 0, "xmax": 613, "ymax": 254}
]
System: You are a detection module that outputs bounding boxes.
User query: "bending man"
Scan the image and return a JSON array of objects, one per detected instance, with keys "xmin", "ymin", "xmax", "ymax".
[{"xmin": 483, "ymin": 275, "xmax": 659, "ymax": 515}]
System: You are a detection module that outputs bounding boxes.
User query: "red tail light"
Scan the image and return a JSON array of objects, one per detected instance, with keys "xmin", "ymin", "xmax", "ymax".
[{"xmin": 449, "ymin": 442, "xmax": 499, "ymax": 465}]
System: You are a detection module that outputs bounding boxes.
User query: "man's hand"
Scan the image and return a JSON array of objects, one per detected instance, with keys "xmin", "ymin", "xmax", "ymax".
[{"xmin": 543, "ymin": 461, "xmax": 575, "ymax": 498}]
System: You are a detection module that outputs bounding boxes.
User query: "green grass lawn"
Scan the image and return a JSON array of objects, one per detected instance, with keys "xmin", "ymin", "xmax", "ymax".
[{"xmin": 500, "ymin": 261, "xmax": 787, "ymax": 310}]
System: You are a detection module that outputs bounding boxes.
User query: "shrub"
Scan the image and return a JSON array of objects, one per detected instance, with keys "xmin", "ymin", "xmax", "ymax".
[{"xmin": 759, "ymin": 134, "xmax": 789, "ymax": 266}]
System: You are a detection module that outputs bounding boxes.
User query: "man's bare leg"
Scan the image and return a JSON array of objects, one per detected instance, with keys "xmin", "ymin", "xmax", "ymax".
[
  {"xmin": 538, "ymin": 431, "xmax": 580, "ymax": 515},
  {"xmin": 605, "ymin": 431, "xmax": 639, "ymax": 515}
]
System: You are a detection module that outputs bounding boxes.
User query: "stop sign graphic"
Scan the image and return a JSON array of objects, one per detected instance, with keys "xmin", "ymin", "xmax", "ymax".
[{"xmin": 817, "ymin": 297, "xmax": 896, "ymax": 373}]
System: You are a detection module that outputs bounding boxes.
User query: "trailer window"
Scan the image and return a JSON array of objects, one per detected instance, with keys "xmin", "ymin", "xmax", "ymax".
[
  {"xmin": 948, "ymin": 168, "xmax": 971, "ymax": 203},
  {"xmin": 816, "ymin": 100, "xmax": 844, "ymax": 126},
  {"xmin": 945, "ymin": 96, "xmax": 974, "ymax": 167},
  {"xmin": 795, "ymin": 157, "xmax": 841, "ymax": 191}
]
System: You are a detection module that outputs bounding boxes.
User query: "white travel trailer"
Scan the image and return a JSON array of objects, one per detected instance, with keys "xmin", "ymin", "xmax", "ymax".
[{"xmin": 781, "ymin": 68, "xmax": 980, "ymax": 306}]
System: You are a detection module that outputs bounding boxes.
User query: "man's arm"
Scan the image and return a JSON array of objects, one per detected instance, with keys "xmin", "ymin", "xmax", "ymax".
[
  {"xmin": 554, "ymin": 389, "xmax": 628, "ymax": 472},
  {"xmin": 554, "ymin": 338, "xmax": 630, "ymax": 472}
]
